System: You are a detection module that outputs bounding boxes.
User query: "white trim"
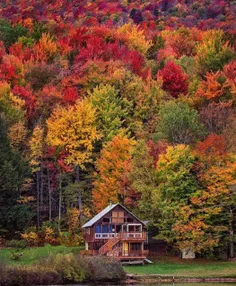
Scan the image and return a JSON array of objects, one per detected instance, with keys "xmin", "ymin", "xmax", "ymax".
[
  {"xmin": 95, "ymin": 233, "xmax": 118, "ymax": 239},
  {"xmin": 127, "ymin": 223, "xmax": 142, "ymax": 232}
]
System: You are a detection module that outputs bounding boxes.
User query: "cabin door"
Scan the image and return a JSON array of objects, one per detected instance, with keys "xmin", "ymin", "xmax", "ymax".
[{"xmin": 122, "ymin": 242, "xmax": 129, "ymax": 256}]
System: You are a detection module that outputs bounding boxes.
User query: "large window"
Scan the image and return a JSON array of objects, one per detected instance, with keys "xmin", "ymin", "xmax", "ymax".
[{"xmin": 112, "ymin": 211, "xmax": 125, "ymax": 223}]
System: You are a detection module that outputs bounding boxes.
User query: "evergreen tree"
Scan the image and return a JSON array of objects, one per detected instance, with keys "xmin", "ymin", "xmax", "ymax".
[{"xmin": 0, "ymin": 118, "xmax": 31, "ymax": 236}]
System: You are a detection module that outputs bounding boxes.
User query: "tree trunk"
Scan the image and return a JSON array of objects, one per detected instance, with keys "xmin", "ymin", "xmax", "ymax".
[
  {"xmin": 229, "ymin": 208, "xmax": 234, "ymax": 258},
  {"xmin": 47, "ymin": 168, "xmax": 52, "ymax": 222},
  {"xmin": 40, "ymin": 163, "xmax": 44, "ymax": 206},
  {"xmin": 58, "ymin": 171, "xmax": 62, "ymax": 232},
  {"xmin": 76, "ymin": 166, "xmax": 83, "ymax": 225},
  {"xmin": 36, "ymin": 171, "xmax": 40, "ymax": 230}
]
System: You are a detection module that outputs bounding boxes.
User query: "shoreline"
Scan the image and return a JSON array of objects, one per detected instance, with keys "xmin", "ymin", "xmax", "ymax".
[{"xmin": 126, "ymin": 274, "xmax": 236, "ymax": 284}]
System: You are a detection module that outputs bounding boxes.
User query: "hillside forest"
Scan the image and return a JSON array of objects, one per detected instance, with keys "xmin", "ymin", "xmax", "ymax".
[{"xmin": 0, "ymin": 0, "xmax": 235, "ymax": 258}]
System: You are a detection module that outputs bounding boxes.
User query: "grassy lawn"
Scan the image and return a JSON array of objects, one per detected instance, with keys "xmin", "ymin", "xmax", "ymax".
[
  {"xmin": 124, "ymin": 256, "xmax": 236, "ymax": 277},
  {"xmin": 0, "ymin": 244, "xmax": 83, "ymax": 266}
]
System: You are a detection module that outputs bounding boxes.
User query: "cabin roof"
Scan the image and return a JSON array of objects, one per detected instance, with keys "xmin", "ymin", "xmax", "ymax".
[{"xmin": 82, "ymin": 203, "xmax": 144, "ymax": 228}]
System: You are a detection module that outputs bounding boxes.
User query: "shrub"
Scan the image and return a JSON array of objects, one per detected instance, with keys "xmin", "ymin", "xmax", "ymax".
[
  {"xmin": 43, "ymin": 253, "xmax": 89, "ymax": 283},
  {"xmin": 57, "ymin": 231, "xmax": 83, "ymax": 247},
  {"xmin": 5, "ymin": 240, "xmax": 26, "ymax": 249},
  {"xmin": 42, "ymin": 227, "xmax": 57, "ymax": 244},
  {"xmin": 86, "ymin": 256, "xmax": 126, "ymax": 282},
  {"xmin": 21, "ymin": 231, "xmax": 38, "ymax": 246},
  {"xmin": 0, "ymin": 254, "xmax": 125, "ymax": 285},
  {"xmin": 0, "ymin": 264, "xmax": 62, "ymax": 286}
]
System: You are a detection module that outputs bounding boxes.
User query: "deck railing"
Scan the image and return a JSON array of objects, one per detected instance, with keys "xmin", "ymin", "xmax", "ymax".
[
  {"xmin": 95, "ymin": 233, "xmax": 119, "ymax": 239},
  {"xmin": 95, "ymin": 232, "xmax": 147, "ymax": 240},
  {"xmin": 120, "ymin": 232, "xmax": 147, "ymax": 240}
]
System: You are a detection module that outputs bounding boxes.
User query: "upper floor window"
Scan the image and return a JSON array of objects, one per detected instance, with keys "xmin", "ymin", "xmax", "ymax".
[{"xmin": 112, "ymin": 211, "xmax": 125, "ymax": 223}]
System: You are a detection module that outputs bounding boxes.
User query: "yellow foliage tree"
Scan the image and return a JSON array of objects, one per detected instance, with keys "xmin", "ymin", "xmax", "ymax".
[
  {"xmin": 8, "ymin": 121, "xmax": 27, "ymax": 149},
  {"xmin": 35, "ymin": 33, "xmax": 58, "ymax": 61},
  {"xmin": 29, "ymin": 125, "xmax": 44, "ymax": 172},
  {"xmin": 117, "ymin": 23, "xmax": 152, "ymax": 55},
  {"xmin": 196, "ymin": 30, "xmax": 234, "ymax": 73},
  {"xmin": 67, "ymin": 208, "xmax": 80, "ymax": 235},
  {"xmin": 47, "ymin": 99, "xmax": 100, "ymax": 168},
  {"xmin": 47, "ymin": 99, "xmax": 100, "ymax": 222}
]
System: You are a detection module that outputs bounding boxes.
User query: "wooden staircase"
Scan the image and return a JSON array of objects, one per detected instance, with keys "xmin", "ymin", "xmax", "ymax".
[{"xmin": 98, "ymin": 234, "xmax": 121, "ymax": 255}]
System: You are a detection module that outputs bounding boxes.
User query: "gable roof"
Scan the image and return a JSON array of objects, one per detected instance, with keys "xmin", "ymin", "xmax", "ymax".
[{"xmin": 82, "ymin": 203, "xmax": 144, "ymax": 228}]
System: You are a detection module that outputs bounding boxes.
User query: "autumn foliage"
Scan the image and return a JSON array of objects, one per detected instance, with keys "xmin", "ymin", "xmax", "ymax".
[
  {"xmin": 158, "ymin": 61, "xmax": 189, "ymax": 97},
  {"xmin": 93, "ymin": 136, "xmax": 135, "ymax": 211},
  {"xmin": 0, "ymin": 0, "xmax": 235, "ymax": 258}
]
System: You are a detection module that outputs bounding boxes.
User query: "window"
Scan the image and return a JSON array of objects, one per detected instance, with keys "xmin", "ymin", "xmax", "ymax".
[
  {"xmin": 102, "ymin": 225, "xmax": 109, "ymax": 233},
  {"xmin": 95, "ymin": 225, "xmax": 101, "ymax": 233},
  {"xmin": 127, "ymin": 218, "xmax": 133, "ymax": 223},
  {"xmin": 103, "ymin": 217, "xmax": 110, "ymax": 223},
  {"xmin": 112, "ymin": 211, "xmax": 125, "ymax": 223}
]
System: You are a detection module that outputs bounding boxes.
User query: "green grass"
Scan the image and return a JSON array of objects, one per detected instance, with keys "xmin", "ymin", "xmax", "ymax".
[
  {"xmin": 0, "ymin": 244, "xmax": 83, "ymax": 266},
  {"xmin": 124, "ymin": 257, "xmax": 236, "ymax": 277}
]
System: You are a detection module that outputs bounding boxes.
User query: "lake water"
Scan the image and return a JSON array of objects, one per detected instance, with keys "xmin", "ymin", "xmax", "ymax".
[{"xmin": 54, "ymin": 284, "xmax": 236, "ymax": 286}]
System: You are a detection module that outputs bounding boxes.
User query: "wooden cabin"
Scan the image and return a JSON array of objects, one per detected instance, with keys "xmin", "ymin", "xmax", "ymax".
[{"xmin": 82, "ymin": 203, "xmax": 149, "ymax": 261}]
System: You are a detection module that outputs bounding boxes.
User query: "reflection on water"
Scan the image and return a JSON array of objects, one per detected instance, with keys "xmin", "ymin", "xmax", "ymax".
[{"xmin": 55, "ymin": 284, "xmax": 236, "ymax": 286}]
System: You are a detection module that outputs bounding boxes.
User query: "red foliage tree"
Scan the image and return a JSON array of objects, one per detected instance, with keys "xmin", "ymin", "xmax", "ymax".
[
  {"xmin": 62, "ymin": 87, "xmax": 79, "ymax": 105},
  {"xmin": 147, "ymin": 139, "xmax": 168, "ymax": 166},
  {"xmin": 12, "ymin": 85, "xmax": 35, "ymax": 118},
  {"xmin": 157, "ymin": 61, "xmax": 189, "ymax": 97},
  {"xmin": 195, "ymin": 133, "xmax": 227, "ymax": 163}
]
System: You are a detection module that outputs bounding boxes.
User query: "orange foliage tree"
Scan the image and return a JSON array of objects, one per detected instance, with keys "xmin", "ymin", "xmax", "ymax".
[
  {"xmin": 93, "ymin": 135, "xmax": 135, "ymax": 211},
  {"xmin": 196, "ymin": 71, "xmax": 231, "ymax": 101},
  {"xmin": 194, "ymin": 135, "xmax": 236, "ymax": 257}
]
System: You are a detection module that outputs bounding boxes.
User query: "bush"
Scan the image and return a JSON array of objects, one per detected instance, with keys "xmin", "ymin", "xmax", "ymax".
[
  {"xmin": 0, "ymin": 254, "xmax": 126, "ymax": 285},
  {"xmin": 43, "ymin": 253, "xmax": 89, "ymax": 283},
  {"xmin": 0, "ymin": 264, "xmax": 62, "ymax": 286},
  {"xmin": 21, "ymin": 231, "xmax": 38, "ymax": 246},
  {"xmin": 57, "ymin": 232, "xmax": 83, "ymax": 247},
  {"xmin": 5, "ymin": 240, "xmax": 26, "ymax": 249},
  {"xmin": 86, "ymin": 256, "xmax": 126, "ymax": 282}
]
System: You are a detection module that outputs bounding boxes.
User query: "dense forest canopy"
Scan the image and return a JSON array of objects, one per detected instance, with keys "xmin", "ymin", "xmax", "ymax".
[{"xmin": 0, "ymin": 0, "xmax": 235, "ymax": 257}]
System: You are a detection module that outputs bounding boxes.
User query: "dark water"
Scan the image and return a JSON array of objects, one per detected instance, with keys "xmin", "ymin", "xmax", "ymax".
[{"xmin": 54, "ymin": 284, "xmax": 236, "ymax": 286}]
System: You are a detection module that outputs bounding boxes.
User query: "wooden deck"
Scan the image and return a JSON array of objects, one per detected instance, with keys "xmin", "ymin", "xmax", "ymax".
[{"xmin": 116, "ymin": 256, "xmax": 146, "ymax": 261}]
